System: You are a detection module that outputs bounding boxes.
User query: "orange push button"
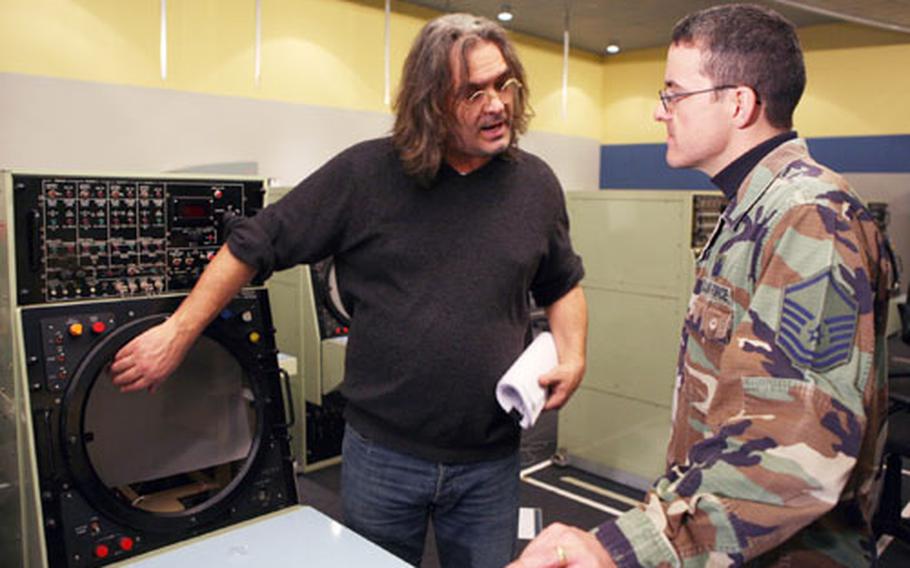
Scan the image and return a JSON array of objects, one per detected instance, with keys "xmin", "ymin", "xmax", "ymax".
[{"xmin": 68, "ymin": 323, "xmax": 84, "ymax": 337}]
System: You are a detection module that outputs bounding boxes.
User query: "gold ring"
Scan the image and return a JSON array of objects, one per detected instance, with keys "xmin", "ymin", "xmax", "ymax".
[{"xmin": 555, "ymin": 544, "xmax": 568, "ymax": 565}]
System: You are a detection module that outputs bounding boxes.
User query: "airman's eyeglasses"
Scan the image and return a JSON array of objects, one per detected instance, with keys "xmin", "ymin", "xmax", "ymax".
[{"xmin": 658, "ymin": 85, "xmax": 737, "ymax": 112}]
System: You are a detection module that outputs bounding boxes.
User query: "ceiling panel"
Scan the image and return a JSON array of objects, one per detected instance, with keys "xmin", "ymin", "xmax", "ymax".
[
  {"xmin": 777, "ymin": 0, "xmax": 910, "ymax": 31},
  {"xmin": 403, "ymin": 0, "xmax": 910, "ymax": 55}
]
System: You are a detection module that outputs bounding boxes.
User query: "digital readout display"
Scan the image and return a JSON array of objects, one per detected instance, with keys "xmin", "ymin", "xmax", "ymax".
[{"xmin": 176, "ymin": 201, "xmax": 211, "ymax": 220}]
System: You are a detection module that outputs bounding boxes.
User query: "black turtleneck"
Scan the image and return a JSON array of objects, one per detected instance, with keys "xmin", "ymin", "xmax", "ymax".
[{"xmin": 710, "ymin": 131, "xmax": 797, "ymax": 201}]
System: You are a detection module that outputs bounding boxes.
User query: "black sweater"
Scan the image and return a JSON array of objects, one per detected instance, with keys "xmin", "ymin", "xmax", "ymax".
[{"xmin": 227, "ymin": 138, "xmax": 584, "ymax": 462}]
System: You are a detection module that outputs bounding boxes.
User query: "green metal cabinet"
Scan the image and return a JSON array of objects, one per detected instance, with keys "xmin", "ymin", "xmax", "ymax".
[
  {"xmin": 265, "ymin": 187, "xmax": 346, "ymax": 473},
  {"xmin": 560, "ymin": 190, "xmax": 721, "ymax": 489}
]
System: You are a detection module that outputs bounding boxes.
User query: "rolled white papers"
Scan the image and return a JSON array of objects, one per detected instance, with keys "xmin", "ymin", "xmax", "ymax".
[{"xmin": 495, "ymin": 332, "xmax": 558, "ymax": 429}]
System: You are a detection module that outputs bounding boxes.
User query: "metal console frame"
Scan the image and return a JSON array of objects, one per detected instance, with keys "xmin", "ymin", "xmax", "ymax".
[{"xmin": 0, "ymin": 170, "xmax": 297, "ymax": 567}]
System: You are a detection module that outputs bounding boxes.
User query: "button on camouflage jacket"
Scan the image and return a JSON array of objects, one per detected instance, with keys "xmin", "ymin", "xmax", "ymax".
[{"xmin": 598, "ymin": 138, "xmax": 894, "ymax": 566}]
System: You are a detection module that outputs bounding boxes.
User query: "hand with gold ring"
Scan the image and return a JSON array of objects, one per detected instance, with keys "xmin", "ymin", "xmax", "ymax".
[
  {"xmin": 505, "ymin": 522, "xmax": 616, "ymax": 568},
  {"xmin": 555, "ymin": 543, "xmax": 568, "ymax": 566}
]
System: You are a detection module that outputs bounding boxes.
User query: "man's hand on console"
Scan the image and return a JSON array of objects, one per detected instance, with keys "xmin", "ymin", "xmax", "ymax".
[{"xmin": 109, "ymin": 319, "xmax": 192, "ymax": 394}]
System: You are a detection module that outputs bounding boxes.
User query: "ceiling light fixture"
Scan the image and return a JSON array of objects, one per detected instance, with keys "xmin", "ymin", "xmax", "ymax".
[
  {"xmin": 605, "ymin": 43, "xmax": 621, "ymax": 55},
  {"xmin": 497, "ymin": 4, "xmax": 513, "ymax": 22}
]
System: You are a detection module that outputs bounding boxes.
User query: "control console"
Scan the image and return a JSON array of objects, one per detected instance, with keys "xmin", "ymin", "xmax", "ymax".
[{"xmin": 12, "ymin": 174, "xmax": 265, "ymax": 305}]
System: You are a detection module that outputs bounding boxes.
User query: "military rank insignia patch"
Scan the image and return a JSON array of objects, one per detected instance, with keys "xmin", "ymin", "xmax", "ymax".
[{"xmin": 776, "ymin": 269, "xmax": 858, "ymax": 371}]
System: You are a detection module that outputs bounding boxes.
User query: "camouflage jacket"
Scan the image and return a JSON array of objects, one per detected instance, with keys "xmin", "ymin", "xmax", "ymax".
[{"xmin": 597, "ymin": 138, "xmax": 894, "ymax": 566}]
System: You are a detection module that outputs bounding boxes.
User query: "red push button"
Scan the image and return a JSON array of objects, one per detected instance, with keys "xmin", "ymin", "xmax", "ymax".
[
  {"xmin": 119, "ymin": 536, "xmax": 134, "ymax": 551},
  {"xmin": 94, "ymin": 544, "xmax": 110, "ymax": 558},
  {"xmin": 91, "ymin": 321, "xmax": 107, "ymax": 335}
]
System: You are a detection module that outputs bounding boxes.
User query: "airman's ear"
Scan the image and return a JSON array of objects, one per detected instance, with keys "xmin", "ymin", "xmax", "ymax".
[{"xmin": 731, "ymin": 86, "xmax": 762, "ymax": 129}]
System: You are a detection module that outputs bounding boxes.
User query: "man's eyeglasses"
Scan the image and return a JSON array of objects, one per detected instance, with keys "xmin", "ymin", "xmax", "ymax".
[
  {"xmin": 658, "ymin": 85, "xmax": 737, "ymax": 112},
  {"xmin": 465, "ymin": 77, "xmax": 522, "ymax": 108}
]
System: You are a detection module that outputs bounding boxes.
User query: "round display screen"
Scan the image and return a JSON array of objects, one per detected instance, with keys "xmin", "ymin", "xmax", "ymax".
[{"xmin": 83, "ymin": 336, "xmax": 257, "ymax": 514}]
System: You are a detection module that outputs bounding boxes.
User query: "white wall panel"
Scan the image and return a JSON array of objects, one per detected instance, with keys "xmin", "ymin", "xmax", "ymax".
[{"xmin": 0, "ymin": 73, "xmax": 598, "ymax": 193}]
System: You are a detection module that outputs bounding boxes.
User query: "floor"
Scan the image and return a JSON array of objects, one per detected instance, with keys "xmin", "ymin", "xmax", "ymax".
[{"xmin": 296, "ymin": 409, "xmax": 910, "ymax": 567}]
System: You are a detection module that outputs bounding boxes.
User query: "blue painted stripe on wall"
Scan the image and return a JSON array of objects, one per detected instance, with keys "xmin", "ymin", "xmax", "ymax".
[
  {"xmin": 599, "ymin": 144, "xmax": 713, "ymax": 189},
  {"xmin": 806, "ymin": 135, "xmax": 910, "ymax": 173},
  {"xmin": 601, "ymin": 134, "xmax": 910, "ymax": 189}
]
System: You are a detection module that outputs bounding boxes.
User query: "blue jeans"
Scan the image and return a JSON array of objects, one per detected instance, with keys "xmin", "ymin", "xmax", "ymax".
[{"xmin": 341, "ymin": 425, "xmax": 520, "ymax": 568}]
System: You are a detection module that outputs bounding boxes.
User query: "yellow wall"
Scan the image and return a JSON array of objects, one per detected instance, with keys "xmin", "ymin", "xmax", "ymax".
[
  {"xmin": 601, "ymin": 47, "xmax": 666, "ymax": 145},
  {"xmin": 0, "ymin": 0, "xmax": 161, "ymax": 83},
  {"xmin": 0, "ymin": 0, "xmax": 603, "ymax": 140},
  {"xmin": 515, "ymin": 35, "xmax": 603, "ymax": 139},
  {"xmin": 3, "ymin": 2, "xmax": 906, "ymax": 145},
  {"xmin": 602, "ymin": 23, "xmax": 910, "ymax": 144},
  {"xmin": 797, "ymin": 25, "xmax": 910, "ymax": 139},
  {"xmin": 0, "ymin": 0, "xmax": 422, "ymax": 108}
]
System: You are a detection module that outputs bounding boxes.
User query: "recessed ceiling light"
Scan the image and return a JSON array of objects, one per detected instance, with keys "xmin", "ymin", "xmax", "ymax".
[
  {"xmin": 497, "ymin": 4, "xmax": 513, "ymax": 22},
  {"xmin": 605, "ymin": 43, "xmax": 621, "ymax": 55}
]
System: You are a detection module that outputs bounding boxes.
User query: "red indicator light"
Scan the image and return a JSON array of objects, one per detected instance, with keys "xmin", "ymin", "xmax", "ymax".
[{"xmin": 94, "ymin": 544, "xmax": 109, "ymax": 558}]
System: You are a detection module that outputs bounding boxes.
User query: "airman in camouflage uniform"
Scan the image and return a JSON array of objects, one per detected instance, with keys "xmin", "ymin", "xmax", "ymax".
[
  {"xmin": 595, "ymin": 137, "xmax": 893, "ymax": 566},
  {"xmin": 510, "ymin": 4, "xmax": 894, "ymax": 567}
]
